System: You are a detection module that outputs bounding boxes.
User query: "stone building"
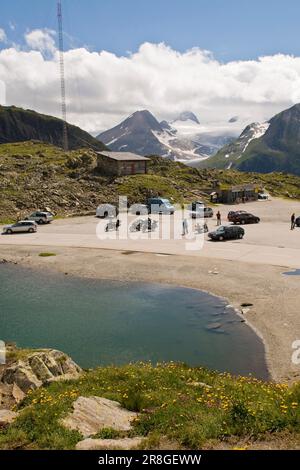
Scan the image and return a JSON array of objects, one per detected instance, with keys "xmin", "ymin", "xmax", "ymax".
[{"xmin": 97, "ymin": 151, "xmax": 149, "ymax": 176}]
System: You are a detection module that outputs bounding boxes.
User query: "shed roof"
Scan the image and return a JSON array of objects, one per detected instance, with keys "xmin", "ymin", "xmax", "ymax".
[{"xmin": 97, "ymin": 151, "xmax": 150, "ymax": 162}]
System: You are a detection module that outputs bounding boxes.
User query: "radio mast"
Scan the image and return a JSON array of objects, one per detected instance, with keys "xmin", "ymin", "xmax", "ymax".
[{"xmin": 57, "ymin": 0, "xmax": 68, "ymax": 151}]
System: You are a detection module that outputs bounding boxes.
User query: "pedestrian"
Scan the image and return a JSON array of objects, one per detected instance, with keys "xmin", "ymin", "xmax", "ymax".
[
  {"xmin": 216, "ymin": 211, "xmax": 221, "ymax": 226},
  {"xmin": 291, "ymin": 213, "xmax": 296, "ymax": 230},
  {"xmin": 182, "ymin": 218, "xmax": 189, "ymax": 236}
]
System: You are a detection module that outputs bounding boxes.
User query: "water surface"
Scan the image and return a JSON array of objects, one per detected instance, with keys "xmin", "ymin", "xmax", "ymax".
[{"xmin": 0, "ymin": 264, "xmax": 268, "ymax": 379}]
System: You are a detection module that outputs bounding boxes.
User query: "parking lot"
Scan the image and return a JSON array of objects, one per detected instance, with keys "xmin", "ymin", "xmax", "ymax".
[{"xmin": 1, "ymin": 198, "xmax": 300, "ymax": 268}]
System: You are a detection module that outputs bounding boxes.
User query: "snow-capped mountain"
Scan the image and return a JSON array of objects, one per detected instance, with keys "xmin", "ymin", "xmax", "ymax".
[
  {"xmin": 201, "ymin": 103, "xmax": 300, "ymax": 175},
  {"xmin": 198, "ymin": 121, "xmax": 270, "ymax": 170},
  {"xmin": 97, "ymin": 110, "xmax": 250, "ymax": 162}
]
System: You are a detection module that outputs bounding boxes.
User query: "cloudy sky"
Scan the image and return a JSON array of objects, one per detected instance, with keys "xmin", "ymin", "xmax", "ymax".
[{"xmin": 2, "ymin": 0, "xmax": 300, "ymax": 134}]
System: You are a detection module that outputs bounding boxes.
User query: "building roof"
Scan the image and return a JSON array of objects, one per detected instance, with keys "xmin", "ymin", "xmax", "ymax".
[{"xmin": 97, "ymin": 151, "xmax": 150, "ymax": 162}]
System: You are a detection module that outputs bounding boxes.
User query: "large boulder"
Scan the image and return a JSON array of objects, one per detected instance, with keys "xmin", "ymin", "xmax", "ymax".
[
  {"xmin": 1, "ymin": 350, "xmax": 82, "ymax": 393},
  {"xmin": 62, "ymin": 396, "xmax": 138, "ymax": 438}
]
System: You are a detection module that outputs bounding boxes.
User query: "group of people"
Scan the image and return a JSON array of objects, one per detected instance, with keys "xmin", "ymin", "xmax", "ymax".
[{"xmin": 182, "ymin": 211, "xmax": 222, "ymax": 236}]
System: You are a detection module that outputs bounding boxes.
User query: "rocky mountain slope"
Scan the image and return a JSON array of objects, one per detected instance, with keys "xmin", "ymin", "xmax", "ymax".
[
  {"xmin": 0, "ymin": 105, "xmax": 107, "ymax": 151},
  {"xmin": 1, "ymin": 141, "xmax": 300, "ymax": 222},
  {"xmin": 97, "ymin": 110, "xmax": 242, "ymax": 162},
  {"xmin": 200, "ymin": 104, "xmax": 300, "ymax": 175}
]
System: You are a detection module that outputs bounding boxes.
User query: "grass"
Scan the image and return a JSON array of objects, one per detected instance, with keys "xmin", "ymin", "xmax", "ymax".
[
  {"xmin": 1, "ymin": 142, "xmax": 300, "ymax": 222},
  {"xmin": 0, "ymin": 363, "xmax": 299, "ymax": 450},
  {"xmin": 38, "ymin": 253, "xmax": 57, "ymax": 258}
]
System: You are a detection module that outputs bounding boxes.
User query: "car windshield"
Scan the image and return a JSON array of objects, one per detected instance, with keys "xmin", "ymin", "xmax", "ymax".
[
  {"xmin": 215, "ymin": 226, "xmax": 225, "ymax": 233},
  {"xmin": 160, "ymin": 199, "xmax": 171, "ymax": 205}
]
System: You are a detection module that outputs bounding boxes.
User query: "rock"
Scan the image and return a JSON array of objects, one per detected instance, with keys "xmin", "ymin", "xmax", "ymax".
[
  {"xmin": 62, "ymin": 397, "xmax": 138, "ymax": 438},
  {"xmin": 1, "ymin": 350, "xmax": 82, "ymax": 393},
  {"xmin": 12, "ymin": 383, "xmax": 26, "ymax": 404},
  {"xmin": 0, "ymin": 410, "xmax": 18, "ymax": 427},
  {"xmin": 187, "ymin": 381, "xmax": 212, "ymax": 389},
  {"xmin": 241, "ymin": 308, "xmax": 250, "ymax": 315},
  {"xmin": 76, "ymin": 437, "xmax": 144, "ymax": 451}
]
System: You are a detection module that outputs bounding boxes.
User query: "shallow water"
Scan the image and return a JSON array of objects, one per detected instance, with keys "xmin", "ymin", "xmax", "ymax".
[
  {"xmin": 0, "ymin": 264, "xmax": 269, "ymax": 379},
  {"xmin": 283, "ymin": 269, "xmax": 300, "ymax": 276}
]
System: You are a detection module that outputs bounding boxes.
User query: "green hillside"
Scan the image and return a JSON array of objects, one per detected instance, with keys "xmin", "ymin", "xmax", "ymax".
[
  {"xmin": 0, "ymin": 105, "xmax": 107, "ymax": 151},
  {"xmin": 1, "ymin": 142, "xmax": 300, "ymax": 222}
]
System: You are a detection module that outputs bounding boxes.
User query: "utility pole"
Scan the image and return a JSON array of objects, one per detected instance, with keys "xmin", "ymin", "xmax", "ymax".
[{"xmin": 57, "ymin": 0, "xmax": 68, "ymax": 151}]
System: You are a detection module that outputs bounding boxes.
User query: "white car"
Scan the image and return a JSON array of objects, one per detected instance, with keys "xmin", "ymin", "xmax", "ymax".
[
  {"xmin": 25, "ymin": 211, "xmax": 54, "ymax": 224},
  {"xmin": 3, "ymin": 221, "xmax": 37, "ymax": 234},
  {"xmin": 96, "ymin": 204, "xmax": 118, "ymax": 219}
]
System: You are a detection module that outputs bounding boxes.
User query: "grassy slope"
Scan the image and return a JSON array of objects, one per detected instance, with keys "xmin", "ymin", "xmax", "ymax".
[
  {"xmin": 1, "ymin": 143, "xmax": 300, "ymax": 222},
  {"xmin": 0, "ymin": 363, "xmax": 299, "ymax": 450},
  {"xmin": 0, "ymin": 105, "xmax": 107, "ymax": 152}
]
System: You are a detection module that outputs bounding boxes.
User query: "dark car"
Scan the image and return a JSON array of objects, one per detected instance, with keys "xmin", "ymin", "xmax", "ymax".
[
  {"xmin": 295, "ymin": 216, "xmax": 300, "ymax": 227},
  {"xmin": 230, "ymin": 212, "xmax": 260, "ymax": 224},
  {"xmin": 208, "ymin": 225, "xmax": 245, "ymax": 241},
  {"xmin": 227, "ymin": 210, "xmax": 247, "ymax": 222}
]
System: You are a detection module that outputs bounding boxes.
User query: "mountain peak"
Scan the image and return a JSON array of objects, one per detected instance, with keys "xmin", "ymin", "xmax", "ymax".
[{"xmin": 175, "ymin": 111, "xmax": 200, "ymax": 124}]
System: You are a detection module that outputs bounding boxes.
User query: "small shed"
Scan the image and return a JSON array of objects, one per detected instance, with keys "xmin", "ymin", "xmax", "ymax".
[{"xmin": 97, "ymin": 151, "xmax": 149, "ymax": 177}]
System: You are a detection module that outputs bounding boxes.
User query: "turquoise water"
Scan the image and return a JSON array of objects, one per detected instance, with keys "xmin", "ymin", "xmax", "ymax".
[{"xmin": 0, "ymin": 265, "xmax": 268, "ymax": 379}]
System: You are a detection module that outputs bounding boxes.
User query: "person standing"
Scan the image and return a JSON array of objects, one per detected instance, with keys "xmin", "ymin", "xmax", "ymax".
[
  {"xmin": 291, "ymin": 213, "xmax": 296, "ymax": 230},
  {"xmin": 216, "ymin": 211, "xmax": 221, "ymax": 226},
  {"xmin": 182, "ymin": 218, "xmax": 189, "ymax": 236}
]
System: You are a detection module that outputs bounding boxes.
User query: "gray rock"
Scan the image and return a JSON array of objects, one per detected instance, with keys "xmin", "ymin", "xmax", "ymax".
[
  {"xmin": 62, "ymin": 396, "xmax": 138, "ymax": 438},
  {"xmin": 1, "ymin": 350, "xmax": 82, "ymax": 393},
  {"xmin": 76, "ymin": 437, "xmax": 144, "ymax": 451},
  {"xmin": 0, "ymin": 410, "xmax": 18, "ymax": 426}
]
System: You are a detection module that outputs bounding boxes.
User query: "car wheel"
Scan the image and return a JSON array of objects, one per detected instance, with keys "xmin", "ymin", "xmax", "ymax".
[
  {"xmin": 219, "ymin": 236, "xmax": 224, "ymax": 241},
  {"xmin": 28, "ymin": 228, "xmax": 34, "ymax": 233},
  {"xmin": 241, "ymin": 220, "xmax": 246, "ymax": 224},
  {"xmin": 38, "ymin": 219, "xmax": 44, "ymax": 225},
  {"xmin": 239, "ymin": 233, "xmax": 243, "ymax": 239},
  {"xmin": 6, "ymin": 229, "xmax": 13, "ymax": 235}
]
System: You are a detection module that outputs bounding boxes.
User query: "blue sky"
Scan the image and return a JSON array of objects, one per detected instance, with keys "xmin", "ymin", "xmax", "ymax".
[
  {"xmin": 2, "ymin": 0, "xmax": 300, "ymax": 60},
  {"xmin": 2, "ymin": 0, "xmax": 300, "ymax": 132}
]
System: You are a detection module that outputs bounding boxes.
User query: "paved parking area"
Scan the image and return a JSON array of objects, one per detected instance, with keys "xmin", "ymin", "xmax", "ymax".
[{"xmin": 1, "ymin": 198, "xmax": 300, "ymax": 268}]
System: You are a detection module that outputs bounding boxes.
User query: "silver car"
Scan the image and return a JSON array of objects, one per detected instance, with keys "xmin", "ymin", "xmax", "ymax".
[
  {"xmin": 25, "ymin": 211, "xmax": 54, "ymax": 224},
  {"xmin": 3, "ymin": 221, "xmax": 37, "ymax": 234}
]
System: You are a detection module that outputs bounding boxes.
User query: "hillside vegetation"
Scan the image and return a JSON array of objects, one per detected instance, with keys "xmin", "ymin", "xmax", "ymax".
[
  {"xmin": 1, "ymin": 142, "xmax": 300, "ymax": 222},
  {"xmin": 0, "ymin": 361, "xmax": 299, "ymax": 450},
  {"xmin": 0, "ymin": 105, "xmax": 107, "ymax": 151}
]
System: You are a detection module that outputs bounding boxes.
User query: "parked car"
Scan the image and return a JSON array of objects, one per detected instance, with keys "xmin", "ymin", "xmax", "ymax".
[
  {"xmin": 129, "ymin": 203, "xmax": 149, "ymax": 216},
  {"xmin": 230, "ymin": 212, "xmax": 260, "ymax": 224},
  {"xmin": 295, "ymin": 216, "xmax": 300, "ymax": 227},
  {"xmin": 189, "ymin": 202, "xmax": 214, "ymax": 219},
  {"xmin": 227, "ymin": 210, "xmax": 247, "ymax": 222},
  {"xmin": 147, "ymin": 198, "xmax": 175, "ymax": 215},
  {"xmin": 3, "ymin": 221, "xmax": 37, "ymax": 235},
  {"xmin": 25, "ymin": 211, "xmax": 53, "ymax": 224},
  {"xmin": 96, "ymin": 204, "xmax": 118, "ymax": 219},
  {"xmin": 258, "ymin": 192, "xmax": 269, "ymax": 200},
  {"xmin": 208, "ymin": 225, "xmax": 245, "ymax": 241}
]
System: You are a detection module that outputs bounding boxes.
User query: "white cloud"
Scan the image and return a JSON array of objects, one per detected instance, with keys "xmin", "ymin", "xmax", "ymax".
[
  {"xmin": 0, "ymin": 28, "xmax": 7, "ymax": 43},
  {"xmin": 1, "ymin": 39, "xmax": 300, "ymax": 134},
  {"xmin": 24, "ymin": 28, "xmax": 56, "ymax": 55}
]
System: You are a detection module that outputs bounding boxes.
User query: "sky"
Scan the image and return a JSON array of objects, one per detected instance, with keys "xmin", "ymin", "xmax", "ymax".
[{"xmin": 1, "ymin": 0, "xmax": 300, "ymax": 133}]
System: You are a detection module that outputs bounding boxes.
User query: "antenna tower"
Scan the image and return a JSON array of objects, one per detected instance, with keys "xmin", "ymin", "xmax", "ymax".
[{"xmin": 57, "ymin": 1, "xmax": 68, "ymax": 151}]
